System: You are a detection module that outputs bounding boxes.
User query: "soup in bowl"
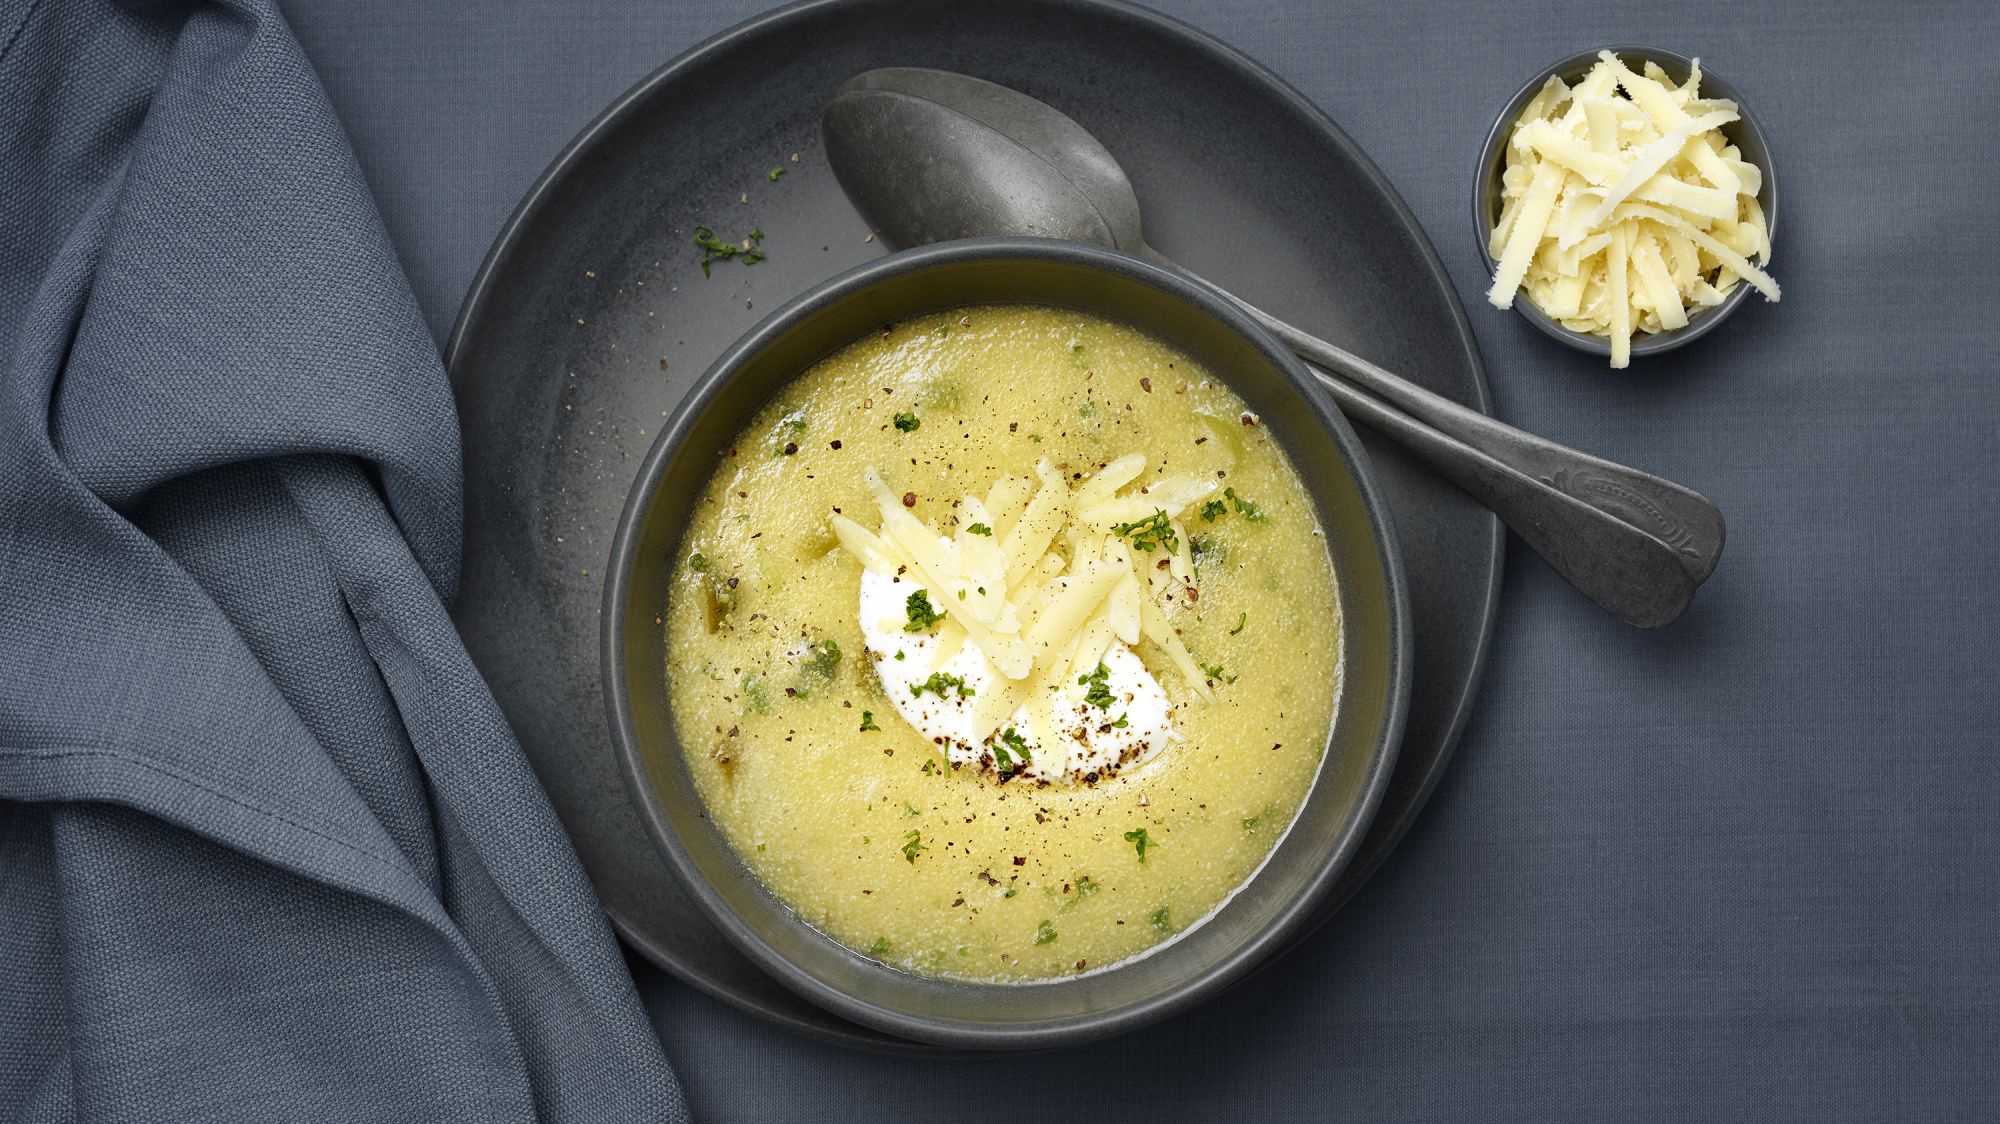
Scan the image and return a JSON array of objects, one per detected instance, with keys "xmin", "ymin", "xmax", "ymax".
[{"xmin": 605, "ymin": 238, "xmax": 1409, "ymax": 1048}]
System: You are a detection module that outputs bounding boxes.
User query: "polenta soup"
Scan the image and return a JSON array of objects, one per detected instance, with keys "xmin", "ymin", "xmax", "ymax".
[{"xmin": 665, "ymin": 304, "xmax": 1340, "ymax": 981}]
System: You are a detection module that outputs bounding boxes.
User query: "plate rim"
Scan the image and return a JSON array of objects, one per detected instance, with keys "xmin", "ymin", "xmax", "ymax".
[{"xmin": 444, "ymin": 0, "xmax": 1504, "ymax": 1050}]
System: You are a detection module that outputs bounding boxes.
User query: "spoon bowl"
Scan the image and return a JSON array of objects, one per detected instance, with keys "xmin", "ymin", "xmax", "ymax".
[{"xmin": 828, "ymin": 68, "xmax": 1146, "ymax": 251}]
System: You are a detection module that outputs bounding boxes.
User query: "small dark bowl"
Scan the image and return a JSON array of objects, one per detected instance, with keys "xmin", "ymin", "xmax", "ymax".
[
  {"xmin": 603, "ymin": 238, "xmax": 1412, "ymax": 1049},
  {"xmin": 1473, "ymin": 46, "xmax": 1778, "ymax": 360}
]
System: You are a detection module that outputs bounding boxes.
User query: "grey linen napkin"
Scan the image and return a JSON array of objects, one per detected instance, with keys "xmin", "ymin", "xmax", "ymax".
[{"xmin": 0, "ymin": 1, "xmax": 689, "ymax": 1119}]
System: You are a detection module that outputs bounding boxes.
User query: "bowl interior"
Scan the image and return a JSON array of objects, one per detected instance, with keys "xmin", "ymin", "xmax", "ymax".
[
  {"xmin": 1474, "ymin": 46, "xmax": 1777, "ymax": 357},
  {"xmin": 606, "ymin": 241, "xmax": 1407, "ymax": 1048}
]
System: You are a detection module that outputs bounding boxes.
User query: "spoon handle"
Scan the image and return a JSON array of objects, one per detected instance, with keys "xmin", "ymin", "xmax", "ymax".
[
  {"xmin": 1134, "ymin": 244, "xmax": 1717, "ymax": 623},
  {"xmin": 1310, "ymin": 367, "xmax": 1699, "ymax": 627},
  {"xmin": 1235, "ymin": 301, "xmax": 1725, "ymax": 583}
]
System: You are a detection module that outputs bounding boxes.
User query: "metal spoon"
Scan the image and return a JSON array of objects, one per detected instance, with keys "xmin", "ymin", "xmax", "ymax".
[{"xmin": 822, "ymin": 67, "xmax": 1725, "ymax": 627}]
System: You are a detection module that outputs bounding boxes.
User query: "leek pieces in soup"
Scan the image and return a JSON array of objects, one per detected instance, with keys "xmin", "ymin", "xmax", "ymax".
[{"xmin": 664, "ymin": 304, "xmax": 1340, "ymax": 981}]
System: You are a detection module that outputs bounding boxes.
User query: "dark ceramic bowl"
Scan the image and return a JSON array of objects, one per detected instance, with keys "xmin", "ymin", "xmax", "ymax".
[
  {"xmin": 603, "ymin": 237, "xmax": 1411, "ymax": 1050},
  {"xmin": 1473, "ymin": 46, "xmax": 1778, "ymax": 360}
]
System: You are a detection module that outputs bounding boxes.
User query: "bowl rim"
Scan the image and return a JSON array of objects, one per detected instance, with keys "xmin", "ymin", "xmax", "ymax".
[
  {"xmin": 601, "ymin": 235, "xmax": 1412, "ymax": 1048},
  {"xmin": 1471, "ymin": 44, "xmax": 1779, "ymax": 359}
]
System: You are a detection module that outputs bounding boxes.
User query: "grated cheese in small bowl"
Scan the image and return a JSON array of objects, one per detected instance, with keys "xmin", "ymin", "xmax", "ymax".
[{"xmin": 1477, "ymin": 48, "xmax": 1779, "ymax": 367}]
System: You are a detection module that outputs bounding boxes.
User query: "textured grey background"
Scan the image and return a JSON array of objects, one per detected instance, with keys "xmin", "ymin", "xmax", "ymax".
[{"xmin": 284, "ymin": 1, "xmax": 2000, "ymax": 1119}]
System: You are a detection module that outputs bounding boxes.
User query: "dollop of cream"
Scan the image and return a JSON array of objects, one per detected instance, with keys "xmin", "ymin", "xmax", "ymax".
[
  {"xmin": 831, "ymin": 454, "xmax": 1216, "ymax": 784},
  {"xmin": 861, "ymin": 570, "xmax": 1175, "ymax": 782}
]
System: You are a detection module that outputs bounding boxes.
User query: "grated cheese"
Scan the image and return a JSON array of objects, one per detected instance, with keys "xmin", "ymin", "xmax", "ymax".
[
  {"xmin": 834, "ymin": 456, "xmax": 1216, "ymax": 749},
  {"xmin": 1486, "ymin": 51, "xmax": 1778, "ymax": 367}
]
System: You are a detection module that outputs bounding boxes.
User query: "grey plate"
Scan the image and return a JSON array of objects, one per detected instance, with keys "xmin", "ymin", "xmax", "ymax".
[{"xmin": 445, "ymin": 0, "xmax": 1501, "ymax": 1052}]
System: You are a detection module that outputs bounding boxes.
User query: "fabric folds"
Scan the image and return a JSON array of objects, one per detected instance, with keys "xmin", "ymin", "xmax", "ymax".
[{"xmin": 0, "ymin": 2, "xmax": 687, "ymax": 1120}]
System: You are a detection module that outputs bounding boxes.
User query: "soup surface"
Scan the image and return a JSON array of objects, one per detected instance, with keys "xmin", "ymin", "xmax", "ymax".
[{"xmin": 664, "ymin": 304, "xmax": 1340, "ymax": 981}]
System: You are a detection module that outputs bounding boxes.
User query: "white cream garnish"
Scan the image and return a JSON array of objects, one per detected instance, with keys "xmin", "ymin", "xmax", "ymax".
[
  {"xmin": 860, "ymin": 570, "xmax": 1175, "ymax": 781},
  {"xmin": 833, "ymin": 455, "xmax": 1213, "ymax": 783}
]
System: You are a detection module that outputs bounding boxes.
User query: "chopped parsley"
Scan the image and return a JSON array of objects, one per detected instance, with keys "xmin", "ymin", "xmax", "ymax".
[
  {"xmin": 903, "ymin": 589, "xmax": 946, "ymax": 632},
  {"xmin": 1003, "ymin": 885, "xmax": 1019, "ymax": 898},
  {"xmin": 993, "ymin": 727, "xmax": 1033, "ymax": 776},
  {"xmin": 1229, "ymin": 611, "xmax": 1247, "ymax": 635},
  {"xmin": 1149, "ymin": 906, "xmax": 1171, "ymax": 931},
  {"xmin": 688, "ymin": 552, "xmax": 711, "ymax": 572},
  {"xmin": 1241, "ymin": 815, "xmax": 1261, "ymax": 831},
  {"xmin": 900, "ymin": 829, "xmax": 927, "ymax": 864},
  {"xmin": 1109, "ymin": 713, "xmax": 1130, "ymax": 729},
  {"xmin": 918, "ymin": 378, "xmax": 961, "ymax": 409},
  {"xmin": 868, "ymin": 936, "xmax": 890, "ymax": 956},
  {"xmin": 694, "ymin": 225, "xmax": 766, "ymax": 276},
  {"xmin": 1123, "ymin": 827, "xmax": 1155, "ymax": 863},
  {"xmin": 802, "ymin": 638, "xmax": 841, "ymax": 677},
  {"xmin": 1033, "ymin": 919, "xmax": 1058, "ymax": 945},
  {"xmin": 966, "ymin": 522, "xmax": 993, "ymax": 536},
  {"xmin": 1077, "ymin": 663, "xmax": 1116, "ymax": 709},
  {"xmin": 1074, "ymin": 875, "xmax": 1100, "ymax": 899},
  {"xmin": 1110, "ymin": 509, "xmax": 1178, "ymax": 553},
  {"xmin": 740, "ymin": 672, "xmax": 771, "ymax": 715},
  {"xmin": 1199, "ymin": 498, "xmax": 1228, "ymax": 521},
  {"xmin": 1225, "ymin": 487, "xmax": 1266, "ymax": 522},
  {"xmin": 911, "ymin": 672, "xmax": 973, "ymax": 700},
  {"xmin": 768, "ymin": 166, "xmax": 786, "ymax": 181},
  {"xmin": 859, "ymin": 710, "xmax": 880, "ymax": 732},
  {"xmin": 1201, "ymin": 662, "xmax": 1238, "ymax": 685},
  {"xmin": 1190, "ymin": 535, "xmax": 1224, "ymax": 566},
  {"xmin": 1078, "ymin": 400, "xmax": 1097, "ymax": 419},
  {"xmin": 892, "ymin": 411, "xmax": 921, "ymax": 432}
]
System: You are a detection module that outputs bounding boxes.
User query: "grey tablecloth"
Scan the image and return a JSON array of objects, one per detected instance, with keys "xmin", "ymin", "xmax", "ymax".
[{"xmin": 284, "ymin": 0, "xmax": 2000, "ymax": 1119}]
